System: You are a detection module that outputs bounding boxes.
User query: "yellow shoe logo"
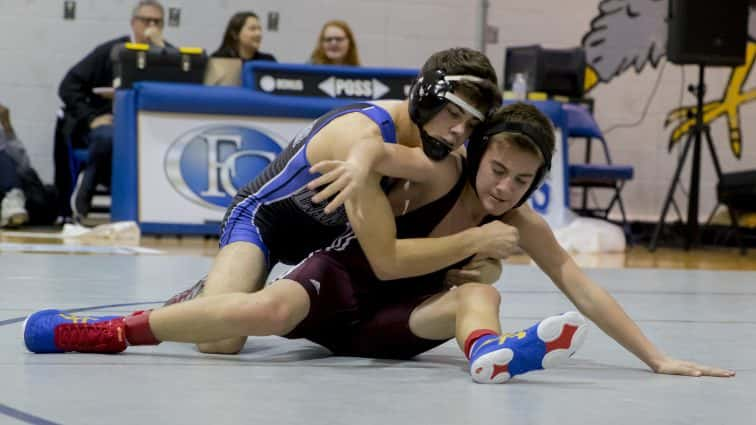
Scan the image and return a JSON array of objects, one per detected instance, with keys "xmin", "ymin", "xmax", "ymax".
[
  {"xmin": 498, "ymin": 330, "xmax": 526, "ymax": 344},
  {"xmin": 58, "ymin": 313, "xmax": 99, "ymax": 324},
  {"xmin": 475, "ymin": 330, "xmax": 528, "ymax": 352}
]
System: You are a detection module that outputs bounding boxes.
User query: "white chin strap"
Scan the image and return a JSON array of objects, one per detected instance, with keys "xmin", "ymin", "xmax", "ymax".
[{"xmin": 442, "ymin": 75, "xmax": 486, "ymax": 121}]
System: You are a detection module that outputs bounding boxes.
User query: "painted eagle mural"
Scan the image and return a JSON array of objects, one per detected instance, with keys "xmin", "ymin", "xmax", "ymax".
[{"xmin": 581, "ymin": 0, "xmax": 756, "ymax": 159}]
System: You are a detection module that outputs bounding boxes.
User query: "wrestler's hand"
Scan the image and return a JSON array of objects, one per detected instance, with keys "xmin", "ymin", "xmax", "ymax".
[
  {"xmin": 444, "ymin": 255, "xmax": 501, "ymax": 287},
  {"xmin": 308, "ymin": 159, "xmax": 369, "ymax": 214},
  {"xmin": 444, "ymin": 268, "xmax": 480, "ymax": 288},
  {"xmin": 476, "ymin": 221, "xmax": 520, "ymax": 260},
  {"xmin": 652, "ymin": 356, "xmax": 735, "ymax": 378}
]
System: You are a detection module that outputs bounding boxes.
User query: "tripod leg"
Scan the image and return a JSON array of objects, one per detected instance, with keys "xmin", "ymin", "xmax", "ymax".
[
  {"xmin": 704, "ymin": 202, "xmax": 720, "ymax": 226},
  {"xmin": 704, "ymin": 202, "xmax": 724, "ymax": 246},
  {"xmin": 671, "ymin": 199, "xmax": 684, "ymax": 222},
  {"xmin": 704, "ymin": 123, "xmax": 740, "ymax": 251},
  {"xmin": 704, "ymin": 126, "xmax": 724, "ymax": 179},
  {"xmin": 649, "ymin": 132, "xmax": 695, "ymax": 251},
  {"xmin": 683, "ymin": 65, "xmax": 709, "ymax": 250},
  {"xmin": 685, "ymin": 124, "xmax": 703, "ymax": 250}
]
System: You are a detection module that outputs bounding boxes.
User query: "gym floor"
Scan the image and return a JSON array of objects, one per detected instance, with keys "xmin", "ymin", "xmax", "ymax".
[{"xmin": 0, "ymin": 233, "xmax": 754, "ymax": 425}]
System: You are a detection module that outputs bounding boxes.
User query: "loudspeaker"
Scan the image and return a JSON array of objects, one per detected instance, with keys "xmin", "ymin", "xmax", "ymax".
[
  {"xmin": 718, "ymin": 170, "xmax": 756, "ymax": 211},
  {"xmin": 667, "ymin": 0, "xmax": 749, "ymax": 66}
]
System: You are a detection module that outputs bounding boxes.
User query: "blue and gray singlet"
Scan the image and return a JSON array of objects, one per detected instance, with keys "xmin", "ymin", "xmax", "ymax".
[{"xmin": 218, "ymin": 102, "xmax": 397, "ymax": 268}]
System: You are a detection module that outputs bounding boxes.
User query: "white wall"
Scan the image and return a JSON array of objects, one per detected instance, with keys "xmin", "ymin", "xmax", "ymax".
[
  {"xmin": 1, "ymin": 0, "xmax": 754, "ymax": 223},
  {"xmin": 488, "ymin": 0, "xmax": 756, "ymax": 222},
  {"xmin": 0, "ymin": 0, "xmax": 479, "ymax": 182}
]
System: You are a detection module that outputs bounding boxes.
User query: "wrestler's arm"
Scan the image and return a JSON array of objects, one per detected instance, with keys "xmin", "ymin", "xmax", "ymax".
[
  {"xmin": 509, "ymin": 205, "xmax": 734, "ymax": 377},
  {"xmin": 306, "ymin": 115, "xmax": 492, "ymax": 281},
  {"xmin": 304, "ymin": 115, "xmax": 388, "ymax": 213},
  {"xmin": 309, "ymin": 143, "xmax": 436, "ymax": 191},
  {"xmin": 307, "ymin": 114, "xmax": 458, "ymax": 212},
  {"xmin": 336, "ymin": 143, "xmax": 464, "ymax": 188},
  {"xmin": 372, "ymin": 143, "xmax": 437, "ymax": 181},
  {"xmin": 344, "ymin": 172, "xmax": 485, "ymax": 281}
]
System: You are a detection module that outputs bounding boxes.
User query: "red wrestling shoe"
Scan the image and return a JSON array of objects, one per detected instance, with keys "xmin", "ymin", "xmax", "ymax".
[{"xmin": 24, "ymin": 310, "xmax": 127, "ymax": 354}]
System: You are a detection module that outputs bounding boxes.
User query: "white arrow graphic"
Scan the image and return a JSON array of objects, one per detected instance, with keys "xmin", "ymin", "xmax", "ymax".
[
  {"xmin": 372, "ymin": 78, "xmax": 389, "ymax": 99},
  {"xmin": 318, "ymin": 76, "xmax": 336, "ymax": 97}
]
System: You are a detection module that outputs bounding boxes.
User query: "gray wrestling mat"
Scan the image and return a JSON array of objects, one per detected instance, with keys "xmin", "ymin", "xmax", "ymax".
[{"xmin": 1, "ymin": 254, "xmax": 753, "ymax": 425}]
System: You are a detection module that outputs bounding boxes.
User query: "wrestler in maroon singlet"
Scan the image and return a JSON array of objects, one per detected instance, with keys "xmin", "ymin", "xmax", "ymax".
[{"xmin": 282, "ymin": 164, "xmax": 497, "ymax": 359}]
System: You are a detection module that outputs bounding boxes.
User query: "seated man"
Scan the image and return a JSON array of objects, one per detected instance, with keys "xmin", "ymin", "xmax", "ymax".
[
  {"xmin": 59, "ymin": 0, "xmax": 168, "ymax": 221},
  {"xmin": 24, "ymin": 103, "xmax": 734, "ymax": 384}
]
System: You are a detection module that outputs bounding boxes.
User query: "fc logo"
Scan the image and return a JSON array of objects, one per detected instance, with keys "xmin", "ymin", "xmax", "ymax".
[{"xmin": 165, "ymin": 125, "xmax": 286, "ymax": 209}]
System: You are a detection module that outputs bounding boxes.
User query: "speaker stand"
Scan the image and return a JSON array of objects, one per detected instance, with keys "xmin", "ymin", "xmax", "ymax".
[{"xmin": 649, "ymin": 64, "xmax": 724, "ymax": 251}]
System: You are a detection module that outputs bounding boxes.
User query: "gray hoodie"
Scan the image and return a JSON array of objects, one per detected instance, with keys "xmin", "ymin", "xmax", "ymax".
[{"xmin": 0, "ymin": 128, "xmax": 30, "ymax": 172}]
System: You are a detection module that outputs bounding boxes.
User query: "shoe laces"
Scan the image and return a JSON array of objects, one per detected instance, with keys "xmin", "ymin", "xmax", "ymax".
[
  {"xmin": 165, "ymin": 280, "xmax": 205, "ymax": 305},
  {"xmin": 166, "ymin": 288, "xmax": 194, "ymax": 305},
  {"xmin": 56, "ymin": 319, "xmax": 124, "ymax": 351}
]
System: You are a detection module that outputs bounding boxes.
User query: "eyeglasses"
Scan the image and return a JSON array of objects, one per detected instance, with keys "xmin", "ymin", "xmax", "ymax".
[
  {"xmin": 134, "ymin": 16, "xmax": 163, "ymax": 26},
  {"xmin": 322, "ymin": 36, "xmax": 347, "ymax": 44}
]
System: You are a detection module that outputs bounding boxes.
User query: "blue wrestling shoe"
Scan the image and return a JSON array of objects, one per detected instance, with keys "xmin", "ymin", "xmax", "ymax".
[
  {"xmin": 23, "ymin": 309, "xmax": 126, "ymax": 354},
  {"xmin": 468, "ymin": 311, "xmax": 588, "ymax": 384}
]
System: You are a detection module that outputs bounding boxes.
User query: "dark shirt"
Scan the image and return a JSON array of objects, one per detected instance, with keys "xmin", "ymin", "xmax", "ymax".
[
  {"xmin": 58, "ymin": 36, "xmax": 130, "ymax": 139},
  {"xmin": 211, "ymin": 46, "xmax": 277, "ymax": 62},
  {"xmin": 58, "ymin": 36, "xmax": 176, "ymax": 140}
]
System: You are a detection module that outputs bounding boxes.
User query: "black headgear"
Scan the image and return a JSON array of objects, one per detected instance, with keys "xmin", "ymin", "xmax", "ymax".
[
  {"xmin": 467, "ymin": 120, "xmax": 553, "ymax": 208},
  {"xmin": 408, "ymin": 69, "xmax": 488, "ymax": 161}
]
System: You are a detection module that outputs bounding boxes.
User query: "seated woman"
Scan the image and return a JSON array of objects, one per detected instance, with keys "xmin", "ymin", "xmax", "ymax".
[
  {"xmin": 0, "ymin": 102, "xmax": 57, "ymax": 228},
  {"xmin": 308, "ymin": 20, "xmax": 360, "ymax": 66},
  {"xmin": 212, "ymin": 11, "xmax": 276, "ymax": 62}
]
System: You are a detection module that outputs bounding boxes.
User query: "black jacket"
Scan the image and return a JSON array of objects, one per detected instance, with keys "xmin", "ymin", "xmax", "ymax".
[{"xmin": 58, "ymin": 36, "xmax": 130, "ymax": 140}]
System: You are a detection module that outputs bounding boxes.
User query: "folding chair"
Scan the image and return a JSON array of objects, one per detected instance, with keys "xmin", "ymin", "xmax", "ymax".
[{"xmin": 564, "ymin": 103, "xmax": 634, "ymax": 234}]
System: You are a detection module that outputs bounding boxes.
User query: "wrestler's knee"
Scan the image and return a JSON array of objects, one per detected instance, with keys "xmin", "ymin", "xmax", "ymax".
[
  {"xmin": 222, "ymin": 292, "xmax": 297, "ymax": 336},
  {"xmin": 257, "ymin": 295, "xmax": 299, "ymax": 335},
  {"xmin": 197, "ymin": 337, "xmax": 247, "ymax": 355},
  {"xmin": 203, "ymin": 242, "xmax": 268, "ymax": 296},
  {"xmin": 455, "ymin": 282, "xmax": 501, "ymax": 305}
]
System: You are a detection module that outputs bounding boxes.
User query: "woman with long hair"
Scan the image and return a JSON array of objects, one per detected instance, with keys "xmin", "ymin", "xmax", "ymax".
[
  {"xmin": 309, "ymin": 20, "xmax": 360, "ymax": 66},
  {"xmin": 213, "ymin": 11, "xmax": 276, "ymax": 61}
]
